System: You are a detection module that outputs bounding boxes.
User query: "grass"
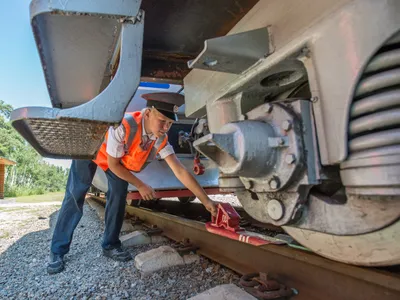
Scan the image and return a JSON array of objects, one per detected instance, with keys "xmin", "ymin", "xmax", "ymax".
[{"xmin": 10, "ymin": 192, "xmax": 64, "ymax": 203}]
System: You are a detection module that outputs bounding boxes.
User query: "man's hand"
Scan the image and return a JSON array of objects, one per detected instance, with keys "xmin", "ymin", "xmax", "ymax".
[
  {"xmin": 107, "ymin": 155, "xmax": 156, "ymax": 200},
  {"xmin": 203, "ymin": 198, "xmax": 218, "ymax": 217},
  {"xmin": 138, "ymin": 183, "xmax": 156, "ymax": 200},
  {"xmin": 164, "ymin": 154, "xmax": 219, "ymax": 217}
]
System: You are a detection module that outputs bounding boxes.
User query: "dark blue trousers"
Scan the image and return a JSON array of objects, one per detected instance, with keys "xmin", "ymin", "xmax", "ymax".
[{"xmin": 50, "ymin": 159, "xmax": 128, "ymax": 255}]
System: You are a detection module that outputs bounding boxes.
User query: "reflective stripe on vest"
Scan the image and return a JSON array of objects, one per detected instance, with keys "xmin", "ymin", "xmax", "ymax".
[{"xmin": 123, "ymin": 113, "xmax": 138, "ymax": 148}]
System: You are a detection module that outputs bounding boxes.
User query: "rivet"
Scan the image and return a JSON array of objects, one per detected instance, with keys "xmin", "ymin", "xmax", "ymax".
[
  {"xmin": 267, "ymin": 199, "xmax": 284, "ymax": 220},
  {"xmin": 269, "ymin": 178, "xmax": 280, "ymax": 190}
]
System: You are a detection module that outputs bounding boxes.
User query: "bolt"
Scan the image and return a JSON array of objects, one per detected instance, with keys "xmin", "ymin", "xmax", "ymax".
[
  {"xmin": 281, "ymin": 120, "xmax": 291, "ymax": 131},
  {"xmin": 311, "ymin": 96, "xmax": 319, "ymax": 103},
  {"xmin": 269, "ymin": 177, "xmax": 280, "ymax": 190},
  {"xmin": 267, "ymin": 199, "xmax": 284, "ymax": 220},
  {"xmin": 285, "ymin": 154, "xmax": 296, "ymax": 164},
  {"xmin": 263, "ymin": 103, "xmax": 273, "ymax": 113}
]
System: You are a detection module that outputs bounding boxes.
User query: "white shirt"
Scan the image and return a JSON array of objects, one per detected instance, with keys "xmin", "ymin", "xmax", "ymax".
[{"xmin": 106, "ymin": 111, "xmax": 175, "ymax": 160}]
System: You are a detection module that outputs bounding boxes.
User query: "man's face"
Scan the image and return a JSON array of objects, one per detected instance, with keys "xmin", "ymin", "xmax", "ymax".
[{"xmin": 145, "ymin": 108, "xmax": 174, "ymax": 138}]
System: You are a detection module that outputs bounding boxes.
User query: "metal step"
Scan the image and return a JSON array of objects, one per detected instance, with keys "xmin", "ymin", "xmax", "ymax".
[{"xmin": 11, "ymin": 0, "xmax": 144, "ymax": 159}]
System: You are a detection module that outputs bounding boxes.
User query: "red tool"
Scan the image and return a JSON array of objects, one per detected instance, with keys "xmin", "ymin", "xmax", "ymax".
[
  {"xmin": 205, "ymin": 203, "xmax": 282, "ymax": 246},
  {"xmin": 193, "ymin": 156, "xmax": 205, "ymax": 175}
]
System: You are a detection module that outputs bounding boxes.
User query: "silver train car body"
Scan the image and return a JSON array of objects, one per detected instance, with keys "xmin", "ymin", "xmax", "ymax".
[{"xmin": 10, "ymin": 0, "xmax": 400, "ymax": 266}]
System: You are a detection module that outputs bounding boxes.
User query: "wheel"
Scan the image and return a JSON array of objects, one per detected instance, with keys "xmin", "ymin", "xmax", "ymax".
[
  {"xmin": 283, "ymin": 219, "xmax": 400, "ymax": 266},
  {"xmin": 178, "ymin": 196, "xmax": 196, "ymax": 204},
  {"xmin": 235, "ymin": 188, "xmax": 400, "ymax": 266}
]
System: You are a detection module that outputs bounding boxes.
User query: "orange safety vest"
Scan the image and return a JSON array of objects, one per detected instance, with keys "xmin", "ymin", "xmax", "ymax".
[{"xmin": 93, "ymin": 111, "xmax": 168, "ymax": 172}]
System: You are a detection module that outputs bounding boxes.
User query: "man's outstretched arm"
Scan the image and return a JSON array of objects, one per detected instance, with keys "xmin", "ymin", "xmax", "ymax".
[{"xmin": 164, "ymin": 154, "xmax": 217, "ymax": 216}]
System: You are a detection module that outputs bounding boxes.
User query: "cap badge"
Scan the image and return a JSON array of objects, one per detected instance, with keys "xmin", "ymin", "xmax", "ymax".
[{"xmin": 173, "ymin": 105, "xmax": 179, "ymax": 113}]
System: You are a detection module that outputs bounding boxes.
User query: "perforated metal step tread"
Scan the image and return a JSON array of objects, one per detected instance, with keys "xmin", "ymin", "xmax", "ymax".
[{"xmin": 11, "ymin": 108, "xmax": 110, "ymax": 159}]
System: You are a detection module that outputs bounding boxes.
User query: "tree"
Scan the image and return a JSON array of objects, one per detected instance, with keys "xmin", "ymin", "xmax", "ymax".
[
  {"xmin": 0, "ymin": 100, "xmax": 69, "ymax": 196},
  {"xmin": 0, "ymin": 100, "xmax": 13, "ymax": 119}
]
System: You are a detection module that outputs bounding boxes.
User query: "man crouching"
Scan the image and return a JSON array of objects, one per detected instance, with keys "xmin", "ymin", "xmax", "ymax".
[{"xmin": 47, "ymin": 92, "xmax": 217, "ymax": 274}]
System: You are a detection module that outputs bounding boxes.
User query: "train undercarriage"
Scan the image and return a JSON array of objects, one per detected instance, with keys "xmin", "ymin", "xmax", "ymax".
[{"xmin": 10, "ymin": 0, "xmax": 400, "ymax": 266}]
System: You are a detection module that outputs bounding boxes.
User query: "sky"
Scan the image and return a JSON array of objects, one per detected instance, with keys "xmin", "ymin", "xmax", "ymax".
[
  {"xmin": 0, "ymin": 2, "xmax": 181, "ymax": 169},
  {"xmin": 0, "ymin": 1, "xmax": 73, "ymax": 168},
  {"xmin": 0, "ymin": 1, "xmax": 51, "ymax": 108}
]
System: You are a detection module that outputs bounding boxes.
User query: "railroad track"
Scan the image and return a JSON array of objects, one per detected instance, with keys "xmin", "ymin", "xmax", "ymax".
[{"xmin": 89, "ymin": 196, "xmax": 400, "ymax": 300}]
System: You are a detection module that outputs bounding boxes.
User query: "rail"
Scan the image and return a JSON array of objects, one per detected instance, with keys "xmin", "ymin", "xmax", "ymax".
[{"xmin": 89, "ymin": 196, "xmax": 400, "ymax": 300}]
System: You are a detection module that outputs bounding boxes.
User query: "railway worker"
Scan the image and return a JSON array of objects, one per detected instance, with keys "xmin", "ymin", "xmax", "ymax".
[{"xmin": 47, "ymin": 92, "xmax": 218, "ymax": 274}]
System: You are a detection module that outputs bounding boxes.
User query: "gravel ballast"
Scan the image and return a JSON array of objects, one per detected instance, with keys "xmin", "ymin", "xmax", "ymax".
[{"xmin": 0, "ymin": 198, "xmax": 242, "ymax": 299}]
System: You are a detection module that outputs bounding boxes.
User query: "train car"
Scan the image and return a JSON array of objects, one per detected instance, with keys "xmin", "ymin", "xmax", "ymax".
[{"xmin": 10, "ymin": 0, "xmax": 400, "ymax": 267}]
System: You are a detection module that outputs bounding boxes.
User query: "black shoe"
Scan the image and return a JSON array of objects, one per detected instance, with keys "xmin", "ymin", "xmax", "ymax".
[
  {"xmin": 47, "ymin": 253, "xmax": 65, "ymax": 274},
  {"xmin": 102, "ymin": 247, "xmax": 132, "ymax": 262}
]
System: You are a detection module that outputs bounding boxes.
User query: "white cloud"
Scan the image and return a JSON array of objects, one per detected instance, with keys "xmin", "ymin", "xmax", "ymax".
[{"xmin": 43, "ymin": 158, "xmax": 71, "ymax": 169}]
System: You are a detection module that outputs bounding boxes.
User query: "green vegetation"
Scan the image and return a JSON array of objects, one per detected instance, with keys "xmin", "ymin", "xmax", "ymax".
[
  {"xmin": 0, "ymin": 100, "xmax": 69, "ymax": 197},
  {"xmin": 14, "ymin": 192, "xmax": 64, "ymax": 203}
]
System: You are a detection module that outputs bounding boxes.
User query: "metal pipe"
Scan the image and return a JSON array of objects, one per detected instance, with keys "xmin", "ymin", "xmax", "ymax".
[
  {"xmin": 364, "ymin": 49, "xmax": 400, "ymax": 74},
  {"xmin": 354, "ymin": 68, "xmax": 400, "ymax": 98},
  {"xmin": 126, "ymin": 187, "xmax": 227, "ymax": 200},
  {"xmin": 349, "ymin": 108, "xmax": 400, "ymax": 136},
  {"xmin": 347, "ymin": 144, "xmax": 400, "ymax": 160},
  {"xmin": 349, "ymin": 128, "xmax": 400, "ymax": 152},
  {"xmin": 351, "ymin": 88, "xmax": 400, "ymax": 118}
]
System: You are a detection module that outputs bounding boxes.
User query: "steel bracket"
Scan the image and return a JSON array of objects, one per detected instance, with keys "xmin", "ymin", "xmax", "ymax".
[{"xmin": 188, "ymin": 27, "xmax": 272, "ymax": 74}]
